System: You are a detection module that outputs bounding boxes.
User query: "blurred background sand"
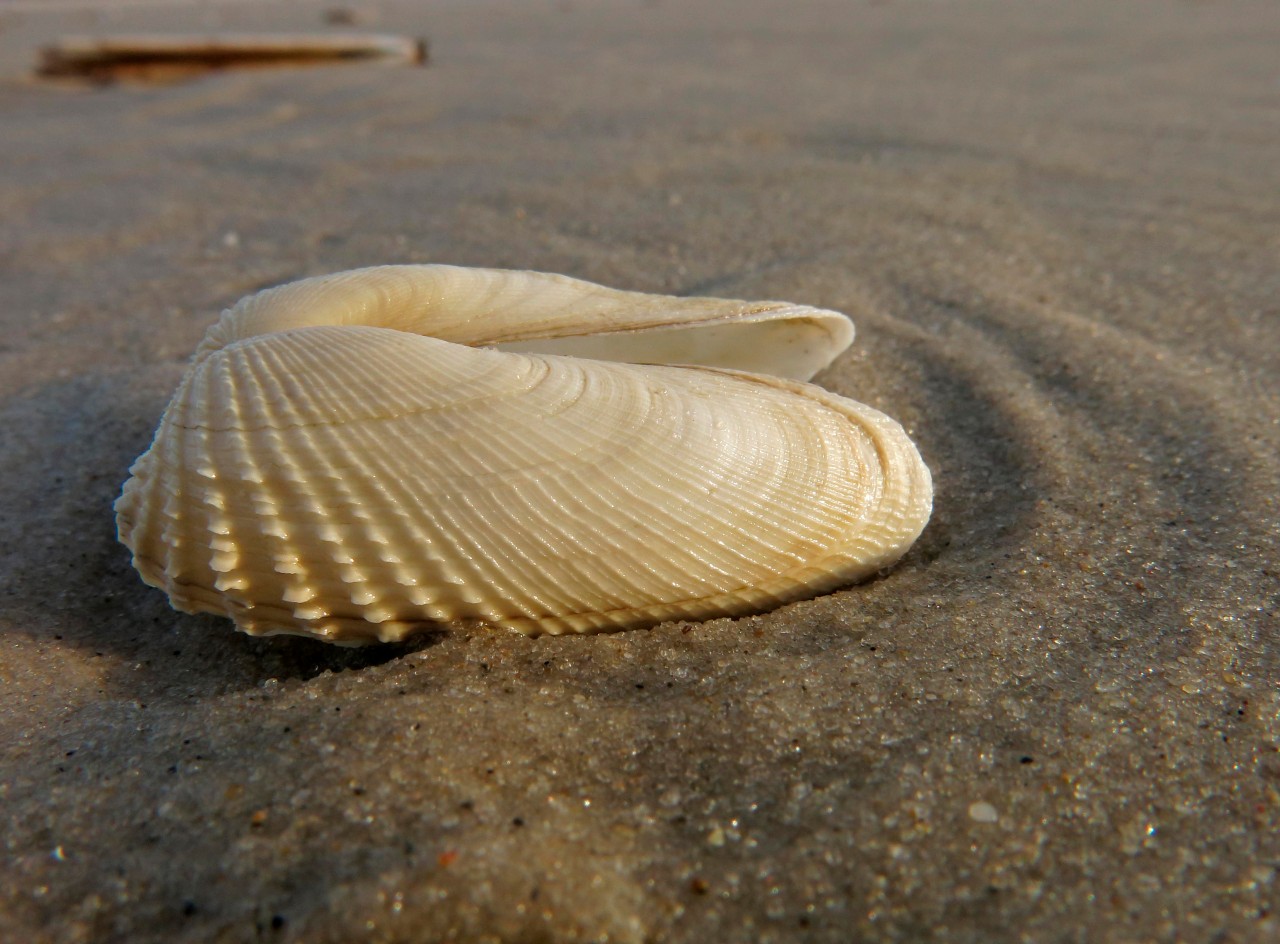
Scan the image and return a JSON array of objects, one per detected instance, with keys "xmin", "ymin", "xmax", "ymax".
[{"xmin": 1, "ymin": 1, "xmax": 1277, "ymax": 941}]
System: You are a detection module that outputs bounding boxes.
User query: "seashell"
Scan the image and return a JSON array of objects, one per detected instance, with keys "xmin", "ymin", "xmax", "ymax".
[{"xmin": 115, "ymin": 265, "xmax": 932, "ymax": 644}]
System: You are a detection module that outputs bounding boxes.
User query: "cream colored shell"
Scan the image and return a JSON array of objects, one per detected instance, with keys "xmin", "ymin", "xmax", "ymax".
[{"xmin": 116, "ymin": 266, "xmax": 932, "ymax": 643}]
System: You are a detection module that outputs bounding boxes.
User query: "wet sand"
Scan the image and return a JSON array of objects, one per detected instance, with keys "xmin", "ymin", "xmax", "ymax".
[{"xmin": 1, "ymin": 1, "xmax": 1277, "ymax": 941}]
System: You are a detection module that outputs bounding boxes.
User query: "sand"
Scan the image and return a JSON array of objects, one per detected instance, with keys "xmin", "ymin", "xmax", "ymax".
[{"xmin": 1, "ymin": 1, "xmax": 1277, "ymax": 941}]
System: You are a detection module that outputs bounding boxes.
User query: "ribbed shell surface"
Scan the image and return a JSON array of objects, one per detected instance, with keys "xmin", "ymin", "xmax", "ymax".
[{"xmin": 116, "ymin": 266, "xmax": 932, "ymax": 643}]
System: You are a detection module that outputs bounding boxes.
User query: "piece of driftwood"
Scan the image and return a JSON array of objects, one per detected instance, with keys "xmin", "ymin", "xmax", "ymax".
[{"xmin": 37, "ymin": 33, "xmax": 428, "ymax": 84}]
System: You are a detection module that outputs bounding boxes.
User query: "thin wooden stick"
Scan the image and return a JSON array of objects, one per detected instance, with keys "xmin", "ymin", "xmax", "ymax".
[{"xmin": 38, "ymin": 33, "xmax": 428, "ymax": 83}]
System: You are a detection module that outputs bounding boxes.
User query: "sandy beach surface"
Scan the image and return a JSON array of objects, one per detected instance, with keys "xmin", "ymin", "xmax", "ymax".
[{"xmin": 2, "ymin": 1, "xmax": 1278, "ymax": 941}]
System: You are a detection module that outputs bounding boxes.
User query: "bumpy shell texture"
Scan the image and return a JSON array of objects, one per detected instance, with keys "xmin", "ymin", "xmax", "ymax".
[{"xmin": 116, "ymin": 266, "xmax": 932, "ymax": 643}]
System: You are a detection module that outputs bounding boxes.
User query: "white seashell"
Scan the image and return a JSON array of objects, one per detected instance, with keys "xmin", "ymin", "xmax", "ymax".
[{"xmin": 116, "ymin": 265, "xmax": 932, "ymax": 644}]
